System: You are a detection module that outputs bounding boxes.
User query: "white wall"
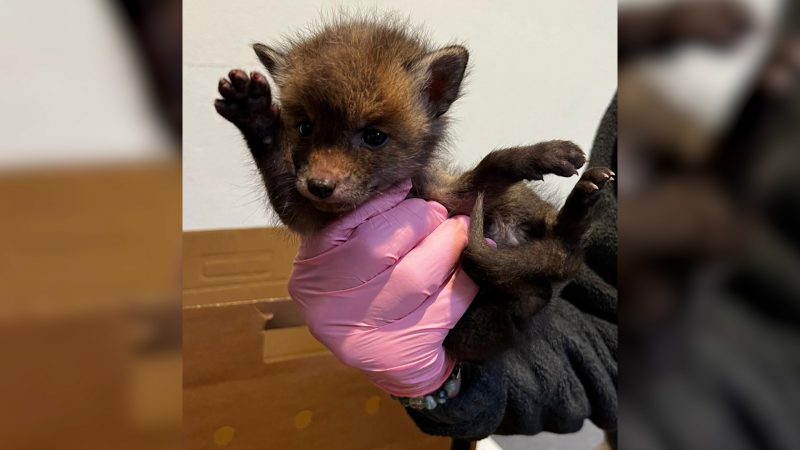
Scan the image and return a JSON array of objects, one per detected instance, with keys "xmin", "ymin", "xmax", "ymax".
[{"xmin": 183, "ymin": 0, "xmax": 617, "ymax": 230}]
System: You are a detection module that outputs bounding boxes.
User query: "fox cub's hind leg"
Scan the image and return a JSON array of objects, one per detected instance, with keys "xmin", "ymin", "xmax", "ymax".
[
  {"xmin": 554, "ymin": 167, "xmax": 615, "ymax": 248},
  {"xmin": 445, "ymin": 168, "xmax": 614, "ymax": 362},
  {"xmin": 460, "ymin": 167, "xmax": 615, "ymax": 294}
]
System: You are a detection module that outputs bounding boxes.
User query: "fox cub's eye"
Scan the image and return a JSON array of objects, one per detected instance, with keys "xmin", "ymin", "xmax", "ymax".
[
  {"xmin": 298, "ymin": 122, "xmax": 314, "ymax": 137},
  {"xmin": 362, "ymin": 129, "xmax": 388, "ymax": 148}
]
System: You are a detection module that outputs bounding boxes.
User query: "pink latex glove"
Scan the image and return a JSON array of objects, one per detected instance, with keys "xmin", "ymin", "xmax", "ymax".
[{"xmin": 288, "ymin": 179, "xmax": 478, "ymax": 397}]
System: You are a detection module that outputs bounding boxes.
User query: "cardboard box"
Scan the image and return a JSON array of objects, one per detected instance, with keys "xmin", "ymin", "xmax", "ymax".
[{"xmin": 183, "ymin": 228, "xmax": 452, "ymax": 450}]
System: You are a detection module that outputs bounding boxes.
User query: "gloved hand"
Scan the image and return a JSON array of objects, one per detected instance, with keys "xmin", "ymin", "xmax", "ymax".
[
  {"xmin": 406, "ymin": 295, "xmax": 617, "ymax": 440},
  {"xmin": 288, "ymin": 179, "xmax": 479, "ymax": 397}
]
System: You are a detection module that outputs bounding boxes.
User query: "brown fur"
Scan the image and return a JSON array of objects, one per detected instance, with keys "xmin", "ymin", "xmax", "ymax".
[{"xmin": 215, "ymin": 16, "xmax": 613, "ymax": 362}]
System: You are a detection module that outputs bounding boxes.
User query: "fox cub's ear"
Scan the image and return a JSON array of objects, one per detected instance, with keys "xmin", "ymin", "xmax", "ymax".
[
  {"xmin": 253, "ymin": 43, "xmax": 286, "ymax": 76},
  {"xmin": 410, "ymin": 46, "xmax": 469, "ymax": 118}
]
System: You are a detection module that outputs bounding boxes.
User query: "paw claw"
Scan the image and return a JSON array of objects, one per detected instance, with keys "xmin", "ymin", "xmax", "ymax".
[
  {"xmin": 580, "ymin": 167, "xmax": 615, "ymax": 191},
  {"xmin": 568, "ymin": 179, "xmax": 602, "ymax": 206},
  {"xmin": 228, "ymin": 69, "xmax": 250, "ymax": 90},
  {"xmin": 249, "ymin": 72, "xmax": 269, "ymax": 96}
]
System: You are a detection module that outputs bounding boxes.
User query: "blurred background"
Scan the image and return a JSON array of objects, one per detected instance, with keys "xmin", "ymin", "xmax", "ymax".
[
  {"xmin": 618, "ymin": 0, "xmax": 800, "ymax": 448},
  {"xmin": 0, "ymin": 0, "xmax": 181, "ymax": 449}
]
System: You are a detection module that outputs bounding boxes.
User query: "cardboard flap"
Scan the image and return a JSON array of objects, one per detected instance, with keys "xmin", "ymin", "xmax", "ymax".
[{"xmin": 257, "ymin": 297, "xmax": 328, "ymax": 363}]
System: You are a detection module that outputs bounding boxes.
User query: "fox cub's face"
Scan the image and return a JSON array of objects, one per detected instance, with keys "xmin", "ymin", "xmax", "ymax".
[{"xmin": 254, "ymin": 22, "xmax": 468, "ymax": 212}]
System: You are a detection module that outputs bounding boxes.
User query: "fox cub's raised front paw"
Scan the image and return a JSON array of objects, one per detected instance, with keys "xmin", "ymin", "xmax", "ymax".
[{"xmin": 214, "ymin": 69, "xmax": 277, "ymax": 140}]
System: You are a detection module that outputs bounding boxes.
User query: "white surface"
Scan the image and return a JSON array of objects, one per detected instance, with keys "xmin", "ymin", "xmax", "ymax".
[
  {"xmin": 183, "ymin": 0, "xmax": 616, "ymax": 230},
  {"xmin": 476, "ymin": 420, "xmax": 605, "ymax": 450},
  {"xmin": 477, "ymin": 436, "xmax": 504, "ymax": 450},
  {"xmin": 491, "ymin": 420, "xmax": 605, "ymax": 450}
]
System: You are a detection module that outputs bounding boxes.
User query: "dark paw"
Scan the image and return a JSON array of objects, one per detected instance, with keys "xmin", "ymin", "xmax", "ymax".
[
  {"xmin": 528, "ymin": 140, "xmax": 587, "ymax": 179},
  {"xmin": 573, "ymin": 167, "xmax": 615, "ymax": 200},
  {"xmin": 555, "ymin": 166, "xmax": 614, "ymax": 242},
  {"xmin": 214, "ymin": 69, "xmax": 277, "ymax": 138}
]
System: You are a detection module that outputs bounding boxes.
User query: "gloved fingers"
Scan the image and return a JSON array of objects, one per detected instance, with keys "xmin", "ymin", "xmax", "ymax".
[
  {"xmin": 297, "ymin": 179, "xmax": 452, "ymax": 263},
  {"xmin": 368, "ymin": 215, "xmax": 471, "ymax": 320},
  {"xmin": 392, "ymin": 214, "xmax": 469, "ymax": 287},
  {"xmin": 292, "ymin": 198, "xmax": 449, "ymax": 292},
  {"xmin": 534, "ymin": 299, "xmax": 617, "ymax": 430},
  {"xmin": 351, "ymin": 198, "xmax": 449, "ymax": 261}
]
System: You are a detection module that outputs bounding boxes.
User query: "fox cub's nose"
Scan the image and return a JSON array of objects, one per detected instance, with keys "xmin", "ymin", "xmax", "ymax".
[{"xmin": 307, "ymin": 178, "xmax": 337, "ymax": 199}]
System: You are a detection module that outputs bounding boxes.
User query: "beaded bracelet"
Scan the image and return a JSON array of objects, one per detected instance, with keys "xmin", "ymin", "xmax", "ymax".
[{"xmin": 391, "ymin": 364, "xmax": 462, "ymax": 410}]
